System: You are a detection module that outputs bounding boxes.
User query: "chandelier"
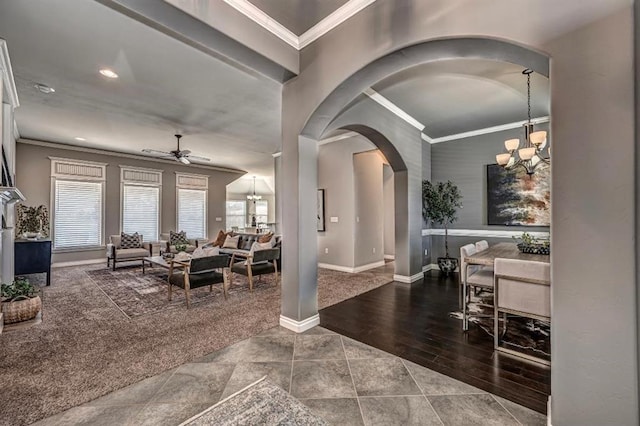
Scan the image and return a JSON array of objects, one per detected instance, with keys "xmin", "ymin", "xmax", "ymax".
[
  {"xmin": 247, "ymin": 176, "xmax": 262, "ymax": 201},
  {"xmin": 496, "ymin": 69, "xmax": 550, "ymax": 175}
]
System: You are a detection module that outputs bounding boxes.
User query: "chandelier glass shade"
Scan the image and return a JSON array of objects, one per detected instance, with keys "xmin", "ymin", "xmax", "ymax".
[
  {"xmin": 247, "ymin": 176, "xmax": 262, "ymax": 201},
  {"xmin": 496, "ymin": 69, "xmax": 550, "ymax": 175}
]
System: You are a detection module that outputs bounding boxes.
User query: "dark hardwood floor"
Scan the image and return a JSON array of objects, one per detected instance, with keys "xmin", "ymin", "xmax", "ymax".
[{"xmin": 319, "ymin": 268, "xmax": 550, "ymax": 414}]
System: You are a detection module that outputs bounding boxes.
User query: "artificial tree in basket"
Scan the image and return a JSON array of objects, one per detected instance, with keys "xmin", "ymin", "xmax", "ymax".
[
  {"xmin": 0, "ymin": 277, "xmax": 42, "ymax": 324},
  {"xmin": 422, "ymin": 180, "xmax": 463, "ymax": 274}
]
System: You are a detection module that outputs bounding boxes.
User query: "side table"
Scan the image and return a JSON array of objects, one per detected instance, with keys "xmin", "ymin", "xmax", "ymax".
[{"xmin": 15, "ymin": 239, "xmax": 52, "ymax": 286}]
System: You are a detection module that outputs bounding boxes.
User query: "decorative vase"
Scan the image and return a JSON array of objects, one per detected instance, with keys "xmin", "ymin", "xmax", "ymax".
[
  {"xmin": 0, "ymin": 295, "xmax": 42, "ymax": 324},
  {"xmin": 516, "ymin": 243, "xmax": 550, "ymax": 255},
  {"xmin": 437, "ymin": 257, "xmax": 459, "ymax": 275}
]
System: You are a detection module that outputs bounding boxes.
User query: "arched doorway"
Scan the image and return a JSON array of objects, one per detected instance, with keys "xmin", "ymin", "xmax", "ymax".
[{"xmin": 280, "ymin": 37, "xmax": 549, "ymax": 331}]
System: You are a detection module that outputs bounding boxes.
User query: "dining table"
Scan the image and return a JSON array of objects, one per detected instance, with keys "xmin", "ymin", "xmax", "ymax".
[{"xmin": 465, "ymin": 242, "xmax": 550, "ymax": 266}]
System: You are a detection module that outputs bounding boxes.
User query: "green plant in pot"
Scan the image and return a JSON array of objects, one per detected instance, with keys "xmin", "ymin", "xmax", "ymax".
[
  {"xmin": 0, "ymin": 277, "xmax": 42, "ymax": 324},
  {"xmin": 422, "ymin": 180, "xmax": 463, "ymax": 275},
  {"xmin": 16, "ymin": 204, "xmax": 49, "ymax": 239}
]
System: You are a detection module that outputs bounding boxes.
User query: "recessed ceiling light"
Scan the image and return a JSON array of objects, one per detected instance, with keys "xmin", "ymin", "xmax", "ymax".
[
  {"xmin": 74, "ymin": 137, "xmax": 86, "ymax": 141},
  {"xmin": 99, "ymin": 68, "xmax": 119, "ymax": 79},
  {"xmin": 34, "ymin": 83, "xmax": 55, "ymax": 94}
]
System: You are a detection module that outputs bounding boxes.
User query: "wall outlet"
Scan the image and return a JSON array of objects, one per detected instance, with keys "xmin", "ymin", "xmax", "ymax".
[
  {"xmin": 330, "ymin": 217, "xmax": 339, "ymax": 223},
  {"xmin": 424, "ymin": 249, "xmax": 428, "ymax": 256},
  {"xmin": 215, "ymin": 217, "xmax": 222, "ymax": 222},
  {"xmin": 324, "ymin": 248, "xmax": 329, "ymax": 254},
  {"xmin": 373, "ymin": 247, "xmax": 376, "ymax": 253},
  {"xmin": 356, "ymin": 216, "xmax": 360, "ymax": 223}
]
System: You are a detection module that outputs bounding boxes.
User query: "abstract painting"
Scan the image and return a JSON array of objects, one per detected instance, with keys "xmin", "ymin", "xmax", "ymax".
[{"xmin": 487, "ymin": 164, "xmax": 550, "ymax": 226}]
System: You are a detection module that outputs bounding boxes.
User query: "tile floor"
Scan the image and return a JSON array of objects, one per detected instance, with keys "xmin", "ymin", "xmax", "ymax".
[{"xmin": 33, "ymin": 326, "xmax": 547, "ymax": 426}]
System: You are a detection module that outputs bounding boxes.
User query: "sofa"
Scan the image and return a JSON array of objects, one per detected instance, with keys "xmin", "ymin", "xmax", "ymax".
[
  {"xmin": 107, "ymin": 234, "xmax": 152, "ymax": 270},
  {"xmin": 206, "ymin": 232, "xmax": 282, "ymax": 269}
]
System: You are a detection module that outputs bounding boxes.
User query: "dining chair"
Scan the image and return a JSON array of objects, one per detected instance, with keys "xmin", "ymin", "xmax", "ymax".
[
  {"xmin": 493, "ymin": 258, "xmax": 550, "ymax": 365},
  {"xmin": 460, "ymin": 244, "xmax": 494, "ymax": 331},
  {"xmin": 168, "ymin": 255, "xmax": 230, "ymax": 308},
  {"xmin": 475, "ymin": 240, "xmax": 489, "ymax": 252}
]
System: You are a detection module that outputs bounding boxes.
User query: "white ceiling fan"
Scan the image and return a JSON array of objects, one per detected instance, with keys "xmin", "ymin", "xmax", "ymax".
[{"xmin": 142, "ymin": 134, "xmax": 210, "ymax": 165}]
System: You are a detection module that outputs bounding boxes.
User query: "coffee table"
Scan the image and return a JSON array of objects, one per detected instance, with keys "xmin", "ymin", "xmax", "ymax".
[{"xmin": 142, "ymin": 256, "xmax": 187, "ymax": 274}]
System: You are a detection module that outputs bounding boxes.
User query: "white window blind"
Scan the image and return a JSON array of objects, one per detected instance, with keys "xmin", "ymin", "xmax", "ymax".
[
  {"xmin": 54, "ymin": 180, "xmax": 103, "ymax": 249},
  {"xmin": 255, "ymin": 200, "xmax": 268, "ymax": 224},
  {"xmin": 177, "ymin": 188, "xmax": 206, "ymax": 239},
  {"xmin": 122, "ymin": 185, "xmax": 159, "ymax": 241},
  {"xmin": 225, "ymin": 201, "xmax": 246, "ymax": 230}
]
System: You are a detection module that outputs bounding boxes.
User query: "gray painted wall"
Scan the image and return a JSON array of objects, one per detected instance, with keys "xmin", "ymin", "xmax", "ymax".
[
  {"xmin": 383, "ymin": 164, "xmax": 395, "ymax": 257},
  {"xmin": 354, "ymin": 150, "xmax": 384, "ymax": 267},
  {"xmin": 317, "ymin": 135, "xmax": 374, "ymax": 268},
  {"xmin": 428, "ymin": 125, "xmax": 550, "ymax": 261},
  {"xmin": 16, "ymin": 142, "xmax": 243, "ymax": 263},
  {"xmin": 281, "ymin": 1, "xmax": 637, "ymax": 422}
]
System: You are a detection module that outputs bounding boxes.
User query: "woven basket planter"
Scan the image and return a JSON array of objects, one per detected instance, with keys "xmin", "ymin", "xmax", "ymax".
[{"xmin": 1, "ymin": 295, "xmax": 41, "ymax": 324}]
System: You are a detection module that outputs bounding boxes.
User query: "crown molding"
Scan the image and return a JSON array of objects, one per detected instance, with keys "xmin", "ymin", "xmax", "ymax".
[
  {"xmin": 223, "ymin": 0, "xmax": 299, "ymax": 49},
  {"xmin": 364, "ymin": 88, "xmax": 425, "ymax": 131},
  {"xmin": 429, "ymin": 116, "xmax": 550, "ymax": 144},
  {"xmin": 0, "ymin": 39, "xmax": 20, "ymax": 108},
  {"xmin": 298, "ymin": 0, "xmax": 377, "ymax": 49},
  {"xmin": 318, "ymin": 131, "xmax": 360, "ymax": 146},
  {"xmin": 224, "ymin": 0, "xmax": 377, "ymax": 50},
  {"xmin": 19, "ymin": 138, "xmax": 246, "ymax": 174}
]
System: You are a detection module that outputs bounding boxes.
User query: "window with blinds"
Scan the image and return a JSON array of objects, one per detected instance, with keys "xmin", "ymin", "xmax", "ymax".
[
  {"xmin": 226, "ymin": 201, "xmax": 246, "ymax": 230},
  {"xmin": 177, "ymin": 188, "xmax": 207, "ymax": 239},
  {"xmin": 255, "ymin": 200, "xmax": 268, "ymax": 224},
  {"xmin": 122, "ymin": 185, "xmax": 160, "ymax": 241},
  {"xmin": 54, "ymin": 180, "xmax": 103, "ymax": 249}
]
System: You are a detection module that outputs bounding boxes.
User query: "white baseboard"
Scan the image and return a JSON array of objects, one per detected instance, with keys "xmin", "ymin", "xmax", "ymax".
[
  {"xmin": 547, "ymin": 396, "xmax": 552, "ymax": 426},
  {"xmin": 279, "ymin": 314, "xmax": 320, "ymax": 333},
  {"xmin": 422, "ymin": 263, "xmax": 438, "ymax": 272},
  {"xmin": 52, "ymin": 259, "xmax": 104, "ymax": 268},
  {"xmin": 318, "ymin": 260, "xmax": 385, "ymax": 274},
  {"xmin": 384, "ymin": 254, "xmax": 395, "ymax": 260},
  {"xmin": 393, "ymin": 272, "xmax": 424, "ymax": 283}
]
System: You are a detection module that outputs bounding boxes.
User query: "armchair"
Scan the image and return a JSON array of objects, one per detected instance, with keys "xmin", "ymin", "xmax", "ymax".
[
  {"xmin": 160, "ymin": 231, "xmax": 198, "ymax": 254},
  {"xmin": 168, "ymin": 254, "xmax": 230, "ymax": 308},
  {"xmin": 229, "ymin": 248, "xmax": 280, "ymax": 292},
  {"xmin": 107, "ymin": 234, "xmax": 152, "ymax": 270}
]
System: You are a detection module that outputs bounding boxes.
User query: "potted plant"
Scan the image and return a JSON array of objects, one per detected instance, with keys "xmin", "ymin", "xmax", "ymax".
[
  {"xmin": 16, "ymin": 204, "xmax": 49, "ymax": 239},
  {"xmin": 0, "ymin": 277, "xmax": 42, "ymax": 324},
  {"xmin": 513, "ymin": 232, "xmax": 550, "ymax": 255},
  {"xmin": 422, "ymin": 180, "xmax": 463, "ymax": 274}
]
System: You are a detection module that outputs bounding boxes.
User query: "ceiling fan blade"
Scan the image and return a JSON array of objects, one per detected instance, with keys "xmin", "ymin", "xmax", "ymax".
[
  {"xmin": 178, "ymin": 150, "xmax": 191, "ymax": 156},
  {"xmin": 178, "ymin": 156, "xmax": 190, "ymax": 165},
  {"xmin": 186, "ymin": 155, "xmax": 211, "ymax": 162},
  {"xmin": 142, "ymin": 149, "xmax": 172, "ymax": 156}
]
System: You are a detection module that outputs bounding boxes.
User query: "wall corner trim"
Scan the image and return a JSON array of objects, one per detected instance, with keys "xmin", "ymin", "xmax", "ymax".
[
  {"xmin": 393, "ymin": 272, "xmax": 424, "ymax": 283},
  {"xmin": 279, "ymin": 314, "xmax": 320, "ymax": 333}
]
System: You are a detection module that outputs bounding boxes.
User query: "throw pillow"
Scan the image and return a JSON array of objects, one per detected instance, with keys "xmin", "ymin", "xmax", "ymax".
[
  {"xmin": 258, "ymin": 232, "xmax": 273, "ymax": 243},
  {"xmin": 192, "ymin": 246, "xmax": 221, "ymax": 258},
  {"xmin": 211, "ymin": 230, "xmax": 226, "ymax": 247},
  {"xmin": 246, "ymin": 241, "xmax": 272, "ymax": 265},
  {"xmin": 170, "ymin": 230, "xmax": 189, "ymax": 246},
  {"xmin": 120, "ymin": 232, "xmax": 141, "ymax": 249},
  {"xmin": 222, "ymin": 234, "xmax": 240, "ymax": 249}
]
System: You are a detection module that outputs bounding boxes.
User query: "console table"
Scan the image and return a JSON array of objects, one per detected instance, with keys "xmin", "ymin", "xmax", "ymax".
[{"xmin": 15, "ymin": 239, "xmax": 52, "ymax": 286}]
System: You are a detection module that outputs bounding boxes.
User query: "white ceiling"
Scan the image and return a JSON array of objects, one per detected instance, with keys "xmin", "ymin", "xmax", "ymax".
[
  {"xmin": 371, "ymin": 59, "xmax": 550, "ymax": 139},
  {"xmin": 0, "ymin": 0, "xmax": 282, "ymax": 178},
  {"xmin": 227, "ymin": 176, "xmax": 275, "ymax": 195},
  {"xmin": 247, "ymin": 0, "xmax": 349, "ymax": 36}
]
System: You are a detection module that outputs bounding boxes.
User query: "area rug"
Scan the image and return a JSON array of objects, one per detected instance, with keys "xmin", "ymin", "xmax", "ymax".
[
  {"xmin": 450, "ymin": 291, "xmax": 550, "ymax": 360},
  {"xmin": 0, "ymin": 264, "xmax": 392, "ymax": 426},
  {"xmin": 182, "ymin": 378, "xmax": 327, "ymax": 426},
  {"xmin": 87, "ymin": 267, "xmax": 276, "ymax": 318}
]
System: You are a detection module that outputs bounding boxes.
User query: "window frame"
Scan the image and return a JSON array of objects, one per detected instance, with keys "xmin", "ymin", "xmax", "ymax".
[
  {"xmin": 175, "ymin": 172, "xmax": 209, "ymax": 240},
  {"xmin": 120, "ymin": 166, "xmax": 163, "ymax": 243},
  {"xmin": 50, "ymin": 157, "xmax": 107, "ymax": 252}
]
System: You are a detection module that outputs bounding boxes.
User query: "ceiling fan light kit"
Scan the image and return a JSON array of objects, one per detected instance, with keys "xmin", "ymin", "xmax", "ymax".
[{"xmin": 141, "ymin": 134, "xmax": 210, "ymax": 165}]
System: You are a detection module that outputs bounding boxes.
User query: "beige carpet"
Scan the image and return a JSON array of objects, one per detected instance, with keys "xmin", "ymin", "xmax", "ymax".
[{"xmin": 0, "ymin": 263, "xmax": 392, "ymax": 426}]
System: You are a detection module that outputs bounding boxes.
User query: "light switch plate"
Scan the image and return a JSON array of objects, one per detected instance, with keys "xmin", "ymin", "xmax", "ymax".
[
  {"xmin": 330, "ymin": 217, "xmax": 338, "ymax": 223},
  {"xmin": 215, "ymin": 217, "xmax": 222, "ymax": 222}
]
